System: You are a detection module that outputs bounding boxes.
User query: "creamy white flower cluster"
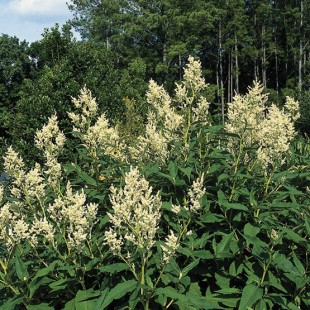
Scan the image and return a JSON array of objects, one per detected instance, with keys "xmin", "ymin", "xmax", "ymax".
[
  {"xmin": 105, "ymin": 167, "xmax": 179, "ymax": 264},
  {"xmin": 255, "ymin": 104, "xmax": 296, "ymax": 167},
  {"xmin": 175, "ymin": 56, "xmax": 210, "ymax": 125},
  {"xmin": 68, "ymin": 86, "xmax": 98, "ymax": 132},
  {"xmin": 68, "ymin": 87, "xmax": 126, "ymax": 161},
  {"xmin": 225, "ymin": 81, "xmax": 267, "ymax": 154},
  {"xmin": 0, "ymin": 200, "xmax": 54, "ymax": 250},
  {"xmin": 105, "ymin": 167, "xmax": 162, "ymax": 254},
  {"xmin": 187, "ymin": 173, "xmax": 206, "ymax": 212},
  {"xmin": 129, "ymin": 113, "xmax": 171, "ymax": 164},
  {"xmin": 130, "ymin": 56, "xmax": 210, "ymax": 164},
  {"xmin": 1, "ymin": 115, "xmax": 97, "ymax": 252},
  {"xmin": 225, "ymin": 82, "xmax": 300, "ymax": 169},
  {"xmin": 129, "ymin": 81, "xmax": 184, "ymax": 163},
  {"xmin": 175, "ymin": 56, "xmax": 207, "ymax": 106},
  {"xmin": 48, "ymin": 182, "xmax": 98, "ymax": 252},
  {"xmin": 0, "ymin": 181, "xmax": 97, "ymax": 252},
  {"xmin": 0, "ymin": 202, "xmax": 31, "ymax": 249},
  {"xmin": 161, "ymin": 230, "xmax": 179, "ymax": 264},
  {"xmin": 35, "ymin": 114, "xmax": 66, "ymax": 159},
  {"xmin": 35, "ymin": 115, "xmax": 65, "ymax": 189},
  {"xmin": 4, "ymin": 148, "xmax": 45, "ymax": 202},
  {"xmin": 171, "ymin": 174, "xmax": 206, "ymax": 214},
  {"xmin": 284, "ymin": 96, "xmax": 300, "ymax": 121},
  {"xmin": 147, "ymin": 80, "xmax": 184, "ymax": 135},
  {"xmin": 1, "ymin": 141, "xmax": 55, "ymax": 248},
  {"xmin": 3, "ymin": 146, "xmax": 25, "ymax": 186}
]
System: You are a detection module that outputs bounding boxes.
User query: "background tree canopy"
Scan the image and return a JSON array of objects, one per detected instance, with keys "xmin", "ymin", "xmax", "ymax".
[{"xmin": 0, "ymin": 0, "xmax": 309, "ymax": 162}]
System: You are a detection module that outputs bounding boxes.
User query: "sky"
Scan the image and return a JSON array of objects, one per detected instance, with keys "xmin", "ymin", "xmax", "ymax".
[{"xmin": 0, "ymin": 0, "xmax": 79, "ymax": 43}]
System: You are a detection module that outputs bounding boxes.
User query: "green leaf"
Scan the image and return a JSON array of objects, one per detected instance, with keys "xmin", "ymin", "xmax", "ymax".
[
  {"xmin": 189, "ymin": 282, "xmax": 202, "ymax": 297},
  {"xmin": 208, "ymin": 164, "xmax": 222, "ymax": 174},
  {"xmin": 76, "ymin": 289, "xmax": 101, "ymax": 302},
  {"xmin": 292, "ymin": 252, "xmax": 305, "ymax": 275},
  {"xmin": 229, "ymin": 260, "xmax": 244, "ymax": 277},
  {"xmin": 215, "ymin": 272, "xmax": 230, "ymax": 289},
  {"xmin": 274, "ymin": 254, "xmax": 299, "ymax": 276},
  {"xmin": 217, "ymin": 190, "xmax": 227, "ymax": 204},
  {"xmin": 267, "ymin": 271, "xmax": 287, "ymax": 293},
  {"xmin": 216, "ymin": 232, "xmax": 234, "ymax": 258},
  {"xmin": 128, "ymin": 287, "xmax": 140, "ymax": 309},
  {"xmin": 156, "ymin": 286, "xmax": 190, "ymax": 303},
  {"xmin": 75, "ymin": 290, "xmax": 101, "ymax": 310},
  {"xmin": 28, "ymin": 304, "xmax": 53, "ymax": 310},
  {"xmin": 93, "ymin": 288, "xmax": 108, "ymax": 310},
  {"xmin": 217, "ymin": 173, "xmax": 230, "ymax": 183},
  {"xmin": 96, "ymin": 280, "xmax": 138, "ymax": 309},
  {"xmin": 33, "ymin": 260, "xmax": 61, "ymax": 279},
  {"xmin": 238, "ymin": 284, "xmax": 263, "ymax": 310},
  {"xmin": 182, "ymin": 259, "xmax": 200, "ymax": 277},
  {"xmin": 283, "ymin": 185, "xmax": 303, "ymax": 195},
  {"xmin": 221, "ymin": 202, "xmax": 248, "ymax": 211},
  {"xmin": 180, "ymin": 167, "xmax": 192, "ymax": 180},
  {"xmin": 255, "ymin": 299, "xmax": 267, "ymax": 310},
  {"xmin": 144, "ymin": 163, "xmax": 159, "ymax": 177},
  {"xmin": 200, "ymin": 214, "xmax": 224, "ymax": 223},
  {"xmin": 244, "ymin": 223, "xmax": 260, "ymax": 237},
  {"xmin": 15, "ymin": 254, "xmax": 28, "ymax": 281},
  {"xmin": 49, "ymin": 279, "xmax": 68, "ymax": 292},
  {"xmin": 64, "ymin": 298, "xmax": 75, "ymax": 310},
  {"xmin": 283, "ymin": 228, "xmax": 306, "ymax": 243},
  {"xmin": 29, "ymin": 277, "xmax": 53, "ymax": 298},
  {"xmin": 97, "ymin": 263, "xmax": 129, "ymax": 274},
  {"xmin": 193, "ymin": 250, "xmax": 213, "ymax": 259},
  {"xmin": 78, "ymin": 170, "xmax": 97, "ymax": 186},
  {"xmin": 0, "ymin": 297, "xmax": 24, "ymax": 310},
  {"xmin": 168, "ymin": 161, "xmax": 178, "ymax": 178},
  {"xmin": 215, "ymin": 288, "xmax": 240, "ymax": 294}
]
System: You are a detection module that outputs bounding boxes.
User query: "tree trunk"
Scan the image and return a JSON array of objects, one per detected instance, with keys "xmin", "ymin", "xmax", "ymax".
[
  {"xmin": 254, "ymin": 12, "xmax": 257, "ymax": 80},
  {"xmin": 228, "ymin": 53, "xmax": 231, "ymax": 103},
  {"xmin": 275, "ymin": 38, "xmax": 279, "ymax": 97},
  {"xmin": 216, "ymin": 61, "xmax": 220, "ymax": 101},
  {"xmin": 298, "ymin": 0, "xmax": 304, "ymax": 91},
  {"xmin": 234, "ymin": 32, "xmax": 239, "ymax": 94},
  {"xmin": 262, "ymin": 25, "xmax": 267, "ymax": 87},
  {"xmin": 231, "ymin": 51, "xmax": 234, "ymax": 101},
  {"xmin": 179, "ymin": 54, "xmax": 182, "ymax": 80},
  {"xmin": 219, "ymin": 22, "xmax": 225, "ymax": 124}
]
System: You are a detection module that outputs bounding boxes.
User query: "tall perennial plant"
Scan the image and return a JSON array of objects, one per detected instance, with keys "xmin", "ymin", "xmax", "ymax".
[{"xmin": 0, "ymin": 56, "xmax": 308, "ymax": 309}]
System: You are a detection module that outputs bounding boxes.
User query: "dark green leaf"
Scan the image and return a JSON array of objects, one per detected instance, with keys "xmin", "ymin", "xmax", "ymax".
[
  {"xmin": 221, "ymin": 202, "xmax": 248, "ymax": 211},
  {"xmin": 15, "ymin": 254, "xmax": 28, "ymax": 281},
  {"xmin": 168, "ymin": 161, "xmax": 178, "ymax": 178},
  {"xmin": 28, "ymin": 304, "xmax": 53, "ymax": 310},
  {"xmin": 182, "ymin": 259, "xmax": 200, "ymax": 277},
  {"xmin": 78, "ymin": 170, "xmax": 97, "ymax": 186},
  {"xmin": 98, "ymin": 263, "xmax": 129, "ymax": 274},
  {"xmin": 238, "ymin": 284, "xmax": 263, "ymax": 310},
  {"xmin": 267, "ymin": 271, "xmax": 287, "ymax": 293},
  {"xmin": 97, "ymin": 280, "xmax": 138, "ymax": 309},
  {"xmin": 216, "ymin": 232, "xmax": 234, "ymax": 258},
  {"xmin": 156, "ymin": 286, "xmax": 190, "ymax": 303}
]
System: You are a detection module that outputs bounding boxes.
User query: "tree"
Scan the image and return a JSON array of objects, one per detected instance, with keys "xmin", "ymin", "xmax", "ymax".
[{"xmin": 0, "ymin": 35, "xmax": 32, "ymax": 159}]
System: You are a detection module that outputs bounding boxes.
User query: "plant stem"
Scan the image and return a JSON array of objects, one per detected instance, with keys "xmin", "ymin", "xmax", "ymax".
[{"xmin": 229, "ymin": 132, "xmax": 244, "ymax": 202}]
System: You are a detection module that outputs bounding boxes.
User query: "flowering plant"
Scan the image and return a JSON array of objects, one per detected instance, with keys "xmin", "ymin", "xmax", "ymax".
[{"xmin": 0, "ymin": 57, "xmax": 309, "ymax": 309}]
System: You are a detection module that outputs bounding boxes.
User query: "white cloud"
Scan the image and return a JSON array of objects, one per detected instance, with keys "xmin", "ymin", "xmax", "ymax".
[{"xmin": 8, "ymin": 0, "xmax": 71, "ymax": 17}]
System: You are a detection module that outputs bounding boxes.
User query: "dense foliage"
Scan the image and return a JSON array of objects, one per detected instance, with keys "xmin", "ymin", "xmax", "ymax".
[{"xmin": 0, "ymin": 58, "xmax": 309, "ymax": 309}]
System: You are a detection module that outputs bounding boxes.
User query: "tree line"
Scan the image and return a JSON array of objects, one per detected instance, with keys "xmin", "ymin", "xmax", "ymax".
[{"xmin": 0, "ymin": 0, "xmax": 309, "ymax": 162}]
